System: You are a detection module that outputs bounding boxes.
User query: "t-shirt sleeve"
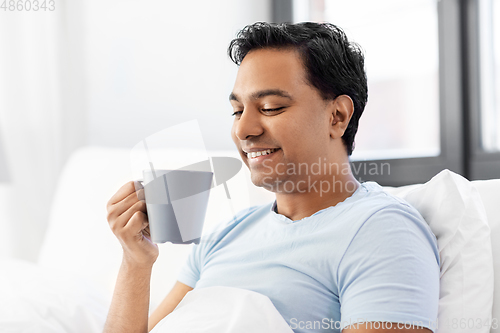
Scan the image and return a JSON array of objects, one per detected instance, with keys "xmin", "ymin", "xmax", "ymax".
[
  {"xmin": 337, "ymin": 204, "xmax": 440, "ymax": 332},
  {"xmin": 176, "ymin": 243, "xmax": 203, "ymax": 288}
]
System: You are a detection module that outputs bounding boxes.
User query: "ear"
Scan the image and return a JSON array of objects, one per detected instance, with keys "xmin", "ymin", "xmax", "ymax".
[{"xmin": 329, "ymin": 95, "xmax": 354, "ymax": 139}]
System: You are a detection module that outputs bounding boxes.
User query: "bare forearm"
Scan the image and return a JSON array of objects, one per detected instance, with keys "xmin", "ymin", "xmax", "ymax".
[{"xmin": 103, "ymin": 258, "xmax": 153, "ymax": 333}]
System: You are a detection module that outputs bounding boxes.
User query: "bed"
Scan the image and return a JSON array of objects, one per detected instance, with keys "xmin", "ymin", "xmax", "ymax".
[{"xmin": 1, "ymin": 146, "xmax": 498, "ymax": 333}]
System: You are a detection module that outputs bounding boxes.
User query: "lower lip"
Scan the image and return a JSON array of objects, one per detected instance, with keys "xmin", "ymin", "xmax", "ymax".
[{"xmin": 246, "ymin": 149, "xmax": 281, "ymax": 163}]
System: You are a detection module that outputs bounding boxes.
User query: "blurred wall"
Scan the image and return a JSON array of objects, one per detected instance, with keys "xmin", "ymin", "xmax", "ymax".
[{"xmin": 85, "ymin": 0, "xmax": 270, "ymax": 151}]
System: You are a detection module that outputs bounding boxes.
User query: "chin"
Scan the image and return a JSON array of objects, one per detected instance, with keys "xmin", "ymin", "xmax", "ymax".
[
  {"xmin": 250, "ymin": 172, "xmax": 268, "ymax": 187},
  {"xmin": 250, "ymin": 173, "xmax": 264, "ymax": 187},
  {"xmin": 250, "ymin": 172, "xmax": 280, "ymax": 192}
]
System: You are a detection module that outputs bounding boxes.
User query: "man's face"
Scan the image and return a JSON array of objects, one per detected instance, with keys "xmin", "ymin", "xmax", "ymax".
[{"xmin": 230, "ymin": 48, "xmax": 338, "ymax": 191}]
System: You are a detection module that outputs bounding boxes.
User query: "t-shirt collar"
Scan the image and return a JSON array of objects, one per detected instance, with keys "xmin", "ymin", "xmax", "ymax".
[{"xmin": 269, "ymin": 182, "xmax": 367, "ymax": 223}]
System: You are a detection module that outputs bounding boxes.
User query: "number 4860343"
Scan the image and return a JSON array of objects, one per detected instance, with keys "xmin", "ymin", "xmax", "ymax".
[{"xmin": 1, "ymin": 0, "xmax": 56, "ymax": 11}]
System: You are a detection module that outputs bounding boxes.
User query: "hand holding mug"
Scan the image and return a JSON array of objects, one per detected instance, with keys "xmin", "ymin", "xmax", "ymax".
[{"xmin": 106, "ymin": 181, "xmax": 159, "ymax": 267}]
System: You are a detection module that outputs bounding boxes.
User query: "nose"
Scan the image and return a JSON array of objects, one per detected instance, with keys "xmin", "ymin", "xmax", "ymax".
[{"xmin": 233, "ymin": 108, "xmax": 264, "ymax": 141}]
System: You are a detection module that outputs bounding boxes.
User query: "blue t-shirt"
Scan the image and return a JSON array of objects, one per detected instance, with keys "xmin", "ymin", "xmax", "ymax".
[{"xmin": 177, "ymin": 181, "xmax": 440, "ymax": 333}]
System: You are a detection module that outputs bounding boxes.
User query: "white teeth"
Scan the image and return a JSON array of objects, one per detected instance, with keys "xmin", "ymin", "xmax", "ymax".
[{"xmin": 247, "ymin": 148, "xmax": 278, "ymax": 159}]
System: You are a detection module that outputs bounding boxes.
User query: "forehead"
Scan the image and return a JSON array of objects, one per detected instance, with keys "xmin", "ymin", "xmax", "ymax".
[{"xmin": 232, "ymin": 48, "xmax": 309, "ymax": 98}]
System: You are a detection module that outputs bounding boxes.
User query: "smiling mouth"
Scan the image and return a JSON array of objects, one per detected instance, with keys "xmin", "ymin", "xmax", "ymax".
[{"xmin": 244, "ymin": 148, "xmax": 280, "ymax": 159}]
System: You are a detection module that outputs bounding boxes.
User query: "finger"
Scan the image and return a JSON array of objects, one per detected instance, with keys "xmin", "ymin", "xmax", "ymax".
[
  {"xmin": 115, "ymin": 200, "xmax": 147, "ymax": 230},
  {"xmin": 123, "ymin": 211, "xmax": 148, "ymax": 238},
  {"xmin": 108, "ymin": 189, "xmax": 142, "ymax": 220},
  {"xmin": 112, "ymin": 189, "xmax": 145, "ymax": 217},
  {"xmin": 108, "ymin": 181, "xmax": 142, "ymax": 206}
]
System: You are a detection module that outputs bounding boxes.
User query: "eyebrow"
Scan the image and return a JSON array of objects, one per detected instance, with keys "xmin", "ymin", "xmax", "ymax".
[{"xmin": 229, "ymin": 89, "xmax": 294, "ymax": 102}]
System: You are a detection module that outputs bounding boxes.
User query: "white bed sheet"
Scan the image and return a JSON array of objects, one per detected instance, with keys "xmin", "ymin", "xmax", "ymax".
[
  {"xmin": 0, "ymin": 259, "xmax": 109, "ymax": 333},
  {"xmin": 151, "ymin": 286, "xmax": 294, "ymax": 333}
]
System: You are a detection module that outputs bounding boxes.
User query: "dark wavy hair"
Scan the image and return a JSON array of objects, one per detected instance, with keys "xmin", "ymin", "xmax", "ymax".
[{"xmin": 228, "ymin": 22, "xmax": 368, "ymax": 156}]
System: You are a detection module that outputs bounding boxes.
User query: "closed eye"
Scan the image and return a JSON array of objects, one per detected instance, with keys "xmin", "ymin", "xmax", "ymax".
[
  {"xmin": 231, "ymin": 107, "xmax": 285, "ymax": 117},
  {"xmin": 262, "ymin": 107, "xmax": 285, "ymax": 113}
]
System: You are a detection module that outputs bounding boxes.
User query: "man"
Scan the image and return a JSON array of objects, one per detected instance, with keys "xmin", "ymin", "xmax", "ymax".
[{"xmin": 103, "ymin": 22, "xmax": 440, "ymax": 333}]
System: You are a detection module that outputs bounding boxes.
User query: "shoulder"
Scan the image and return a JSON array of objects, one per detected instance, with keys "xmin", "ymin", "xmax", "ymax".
[
  {"xmin": 358, "ymin": 181, "xmax": 433, "ymax": 234},
  {"xmin": 351, "ymin": 181, "xmax": 431, "ymax": 233},
  {"xmin": 358, "ymin": 181, "xmax": 420, "ymax": 213},
  {"xmin": 341, "ymin": 181, "xmax": 440, "ymax": 266},
  {"xmin": 336, "ymin": 181, "xmax": 428, "ymax": 233}
]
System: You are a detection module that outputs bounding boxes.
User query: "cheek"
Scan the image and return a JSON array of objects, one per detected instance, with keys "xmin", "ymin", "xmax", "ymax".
[{"xmin": 286, "ymin": 118, "xmax": 329, "ymax": 154}]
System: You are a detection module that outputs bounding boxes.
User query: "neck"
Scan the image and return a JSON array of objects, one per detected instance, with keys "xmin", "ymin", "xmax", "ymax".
[{"xmin": 274, "ymin": 164, "xmax": 360, "ymax": 222}]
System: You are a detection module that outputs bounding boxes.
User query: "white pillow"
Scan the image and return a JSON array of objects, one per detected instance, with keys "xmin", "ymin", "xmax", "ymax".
[
  {"xmin": 384, "ymin": 169, "xmax": 494, "ymax": 333},
  {"xmin": 471, "ymin": 179, "xmax": 500, "ymax": 332},
  {"xmin": 150, "ymin": 286, "xmax": 293, "ymax": 333},
  {"xmin": 0, "ymin": 259, "xmax": 109, "ymax": 333}
]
